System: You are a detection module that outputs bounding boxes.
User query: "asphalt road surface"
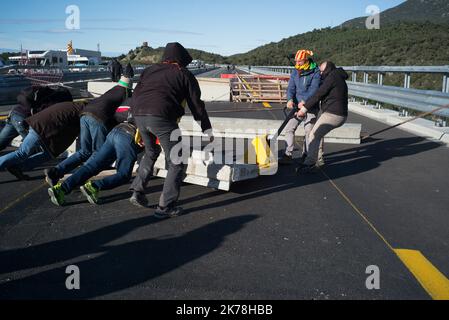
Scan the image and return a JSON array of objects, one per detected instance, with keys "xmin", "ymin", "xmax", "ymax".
[{"xmin": 0, "ymin": 102, "xmax": 447, "ymax": 300}]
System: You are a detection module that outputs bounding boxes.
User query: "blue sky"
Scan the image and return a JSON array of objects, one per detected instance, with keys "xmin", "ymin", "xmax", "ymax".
[{"xmin": 0, "ymin": 0, "xmax": 405, "ymax": 56}]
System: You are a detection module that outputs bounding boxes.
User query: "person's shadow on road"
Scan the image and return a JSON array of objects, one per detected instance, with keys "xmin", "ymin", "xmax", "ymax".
[{"xmin": 0, "ymin": 215, "xmax": 258, "ymax": 299}]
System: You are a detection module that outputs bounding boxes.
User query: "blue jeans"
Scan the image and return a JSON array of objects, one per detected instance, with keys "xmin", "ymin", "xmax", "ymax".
[
  {"xmin": 61, "ymin": 127, "xmax": 138, "ymax": 193},
  {"xmin": 0, "ymin": 128, "xmax": 53, "ymax": 172},
  {"xmin": 55, "ymin": 115, "xmax": 108, "ymax": 177},
  {"xmin": 0, "ymin": 112, "xmax": 29, "ymax": 152}
]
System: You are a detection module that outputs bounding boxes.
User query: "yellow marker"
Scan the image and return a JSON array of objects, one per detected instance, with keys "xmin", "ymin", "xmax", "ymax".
[
  {"xmin": 251, "ymin": 134, "xmax": 272, "ymax": 169},
  {"xmin": 0, "ymin": 116, "xmax": 8, "ymax": 121},
  {"xmin": 263, "ymin": 102, "xmax": 272, "ymax": 108},
  {"xmin": 395, "ymin": 249, "xmax": 449, "ymax": 300}
]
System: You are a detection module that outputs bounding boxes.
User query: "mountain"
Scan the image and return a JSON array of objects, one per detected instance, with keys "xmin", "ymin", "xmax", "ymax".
[
  {"xmin": 227, "ymin": 0, "xmax": 449, "ymax": 66},
  {"xmin": 120, "ymin": 45, "xmax": 226, "ymax": 65},
  {"xmin": 342, "ymin": 0, "xmax": 449, "ymax": 28},
  {"xmin": 122, "ymin": 0, "xmax": 449, "ymax": 68},
  {"xmin": 227, "ymin": 22, "xmax": 449, "ymax": 66}
]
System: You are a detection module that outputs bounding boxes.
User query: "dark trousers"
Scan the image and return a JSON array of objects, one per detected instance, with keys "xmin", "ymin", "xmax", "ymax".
[
  {"xmin": 61, "ymin": 127, "xmax": 138, "ymax": 193},
  {"xmin": 0, "ymin": 112, "xmax": 29, "ymax": 152},
  {"xmin": 131, "ymin": 116, "xmax": 184, "ymax": 208},
  {"xmin": 55, "ymin": 115, "xmax": 108, "ymax": 177}
]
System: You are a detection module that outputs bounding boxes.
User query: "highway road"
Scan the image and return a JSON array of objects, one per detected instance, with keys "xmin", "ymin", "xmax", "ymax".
[{"xmin": 0, "ymin": 102, "xmax": 447, "ymax": 300}]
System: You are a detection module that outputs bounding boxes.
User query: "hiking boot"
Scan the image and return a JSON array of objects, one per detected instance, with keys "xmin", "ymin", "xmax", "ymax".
[
  {"xmin": 48, "ymin": 183, "xmax": 66, "ymax": 206},
  {"xmin": 154, "ymin": 206, "xmax": 184, "ymax": 219},
  {"xmin": 7, "ymin": 167, "xmax": 31, "ymax": 181},
  {"xmin": 80, "ymin": 181, "xmax": 100, "ymax": 205},
  {"xmin": 44, "ymin": 168, "xmax": 61, "ymax": 187},
  {"xmin": 278, "ymin": 154, "xmax": 294, "ymax": 165},
  {"xmin": 130, "ymin": 192, "xmax": 148, "ymax": 208},
  {"xmin": 295, "ymin": 164, "xmax": 319, "ymax": 175}
]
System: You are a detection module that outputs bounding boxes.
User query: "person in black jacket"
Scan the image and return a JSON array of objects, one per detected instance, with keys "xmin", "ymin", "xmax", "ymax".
[
  {"xmin": 124, "ymin": 62, "xmax": 134, "ymax": 79},
  {"xmin": 0, "ymin": 101, "xmax": 84, "ymax": 180},
  {"xmin": 129, "ymin": 42, "xmax": 213, "ymax": 218},
  {"xmin": 44, "ymin": 78, "xmax": 131, "ymax": 187},
  {"xmin": 111, "ymin": 59, "xmax": 123, "ymax": 82},
  {"xmin": 0, "ymin": 85, "xmax": 72, "ymax": 152},
  {"xmin": 296, "ymin": 61, "xmax": 349, "ymax": 174}
]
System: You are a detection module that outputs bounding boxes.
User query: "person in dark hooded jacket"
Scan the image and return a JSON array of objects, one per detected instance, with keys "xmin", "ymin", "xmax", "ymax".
[
  {"xmin": 111, "ymin": 58, "xmax": 123, "ymax": 82},
  {"xmin": 0, "ymin": 101, "xmax": 84, "ymax": 180},
  {"xmin": 296, "ymin": 61, "xmax": 349, "ymax": 173},
  {"xmin": 124, "ymin": 62, "xmax": 134, "ymax": 79},
  {"xmin": 129, "ymin": 42, "xmax": 213, "ymax": 218},
  {"xmin": 44, "ymin": 78, "xmax": 131, "ymax": 187},
  {"xmin": 0, "ymin": 85, "xmax": 72, "ymax": 152}
]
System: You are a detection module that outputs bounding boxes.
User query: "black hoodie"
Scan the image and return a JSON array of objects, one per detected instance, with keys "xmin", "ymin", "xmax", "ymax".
[
  {"xmin": 132, "ymin": 42, "xmax": 212, "ymax": 132},
  {"xmin": 82, "ymin": 85, "xmax": 128, "ymax": 129},
  {"xmin": 305, "ymin": 62, "xmax": 349, "ymax": 117},
  {"xmin": 13, "ymin": 85, "xmax": 73, "ymax": 117}
]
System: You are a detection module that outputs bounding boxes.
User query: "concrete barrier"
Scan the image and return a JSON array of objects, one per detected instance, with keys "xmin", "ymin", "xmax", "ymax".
[
  {"xmin": 179, "ymin": 116, "xmax": 361, "ymax": 145},
  {"xmin": 196, "ymin": 78, "xmax": 230, "ymax": 102},
  {"xmin": 88, "ymin": 79, "xmax": 231, "ymax": 102}
]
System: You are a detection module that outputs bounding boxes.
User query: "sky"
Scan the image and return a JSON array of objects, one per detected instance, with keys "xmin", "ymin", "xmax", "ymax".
[{"xmin": 0, "ymin": 0, "xmax": 405, "ymax": 56}]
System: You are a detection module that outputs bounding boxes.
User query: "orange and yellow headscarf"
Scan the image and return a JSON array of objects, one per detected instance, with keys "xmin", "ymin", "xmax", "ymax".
[{"xmin": 295, "ymin": 50, "xmax": 314, "ymax": 71}]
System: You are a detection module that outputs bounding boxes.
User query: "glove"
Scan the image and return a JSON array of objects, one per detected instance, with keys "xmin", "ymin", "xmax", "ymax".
[{"xmin": 134, "ymin": 129, "xmax": 144, "ymax": 147}]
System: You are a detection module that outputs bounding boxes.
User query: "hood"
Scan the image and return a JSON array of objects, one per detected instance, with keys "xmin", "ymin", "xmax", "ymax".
[
  {"xmin": 334, "ymin": 67, "xmax": 349, "ymax": 80},
  {"xmin": 162, "ymin": 42, "xmax": 193, "ymax": 68},
  {"xmin": 322, "ymin": 62, "xmax": 348, "ymax": 81}
]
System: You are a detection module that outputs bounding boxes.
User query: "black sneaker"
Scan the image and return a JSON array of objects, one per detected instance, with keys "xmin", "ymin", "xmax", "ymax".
[
  {"xmin": 130, "ymin": 192, "xmax": 148, "ymax": 208},
  {"xmin": 154, "ymin": 206, "xmax": 183, "ymax": 219},
  {"xmin": 295, "ymin": 164, "xmax": 318, "ymax": 175},
  {"xmin": 7, "ymin": 167, "xmax": 31, "ymax": 181},
  {"xmin": 44, "ymin": 168, "xmax": 61, "ymax": 187},
  {"xmin": 278, "ymin": 154, "xmax": 293, "ymax": 165}
]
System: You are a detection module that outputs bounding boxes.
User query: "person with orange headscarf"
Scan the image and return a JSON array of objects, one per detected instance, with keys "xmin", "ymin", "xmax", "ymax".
[{"xmin": 281, "ymin": 49, "xmax": 323, "ymax": 166}]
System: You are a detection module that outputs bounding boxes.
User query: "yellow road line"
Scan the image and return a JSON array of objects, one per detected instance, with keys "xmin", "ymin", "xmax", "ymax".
[
  {"xmin": 320, "ymin": 169, "xmax": 449, "ymax": 300},
  {"xmin": 0, "ymin": 182, "xmax": 46, "ymax": 216},
  {"xmin": 395, "ymin": 249, "xmax": 449, "ymax": 300}
]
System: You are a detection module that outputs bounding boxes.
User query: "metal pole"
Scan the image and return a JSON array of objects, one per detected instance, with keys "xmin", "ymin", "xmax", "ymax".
[
  {"xmin": 443, "ymin": 74, "xmax": 449, "ymax": 93},
  {"xmin": 378, "ymin": 73, "xmax": 383, "ymax": 86},
  {"xmin": 404, "ymin": 73, "xmax": 411, "ymax": 89}
]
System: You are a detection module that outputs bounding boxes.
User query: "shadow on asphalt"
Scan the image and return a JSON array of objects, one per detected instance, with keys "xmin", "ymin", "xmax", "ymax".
[
  {"xmin": 0, "ymin": 215, "xmax": 259, "ymax": 299},
  {"xmin": 181, "ymin": 136, "xmax": 443, "ymax": 214}
]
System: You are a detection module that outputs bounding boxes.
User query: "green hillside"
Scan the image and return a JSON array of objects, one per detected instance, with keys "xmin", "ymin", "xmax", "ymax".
[
  {"xmin": 342, "ymin": 0, "xmax": 449, "ymax": 28},
  {"xmin": 227, "ymin": 22, "xmax": 449, "ymax": 66}
]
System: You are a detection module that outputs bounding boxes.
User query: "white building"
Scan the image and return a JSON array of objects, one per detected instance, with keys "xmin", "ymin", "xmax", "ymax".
[{"xmin": 8, "ymin": 48, "xmax": 101, "ymax": 68}]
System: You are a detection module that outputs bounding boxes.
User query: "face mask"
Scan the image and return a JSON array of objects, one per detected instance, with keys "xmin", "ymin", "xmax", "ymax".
[{"xmin": 295, "ymin": 61, "xmax": 310, "ymax": 71}]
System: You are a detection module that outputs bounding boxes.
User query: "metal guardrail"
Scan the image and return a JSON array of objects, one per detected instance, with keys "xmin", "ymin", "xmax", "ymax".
[
  {"xmin": 250, "ymin": 65, "xmax": 449, "ymax": 93},
  {"xmin": 347, "ymin": 82, "xmax": 449, "ymax": 118},
  {"xmin": 244, "ymin": 65, "xmax": 449, "ymax": 120}
]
